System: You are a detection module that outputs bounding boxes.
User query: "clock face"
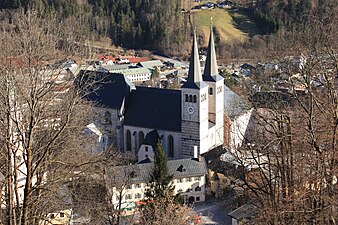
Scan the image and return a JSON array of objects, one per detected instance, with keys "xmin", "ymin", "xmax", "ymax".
[{"xmin": 187, "ymin": 106, "xmax": 194, "ymax": 114}]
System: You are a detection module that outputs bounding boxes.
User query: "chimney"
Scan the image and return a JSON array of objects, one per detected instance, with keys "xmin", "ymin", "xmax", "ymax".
[{"xmin": 193, "ymin": 146, "xmax": 199, "ymax": 160}]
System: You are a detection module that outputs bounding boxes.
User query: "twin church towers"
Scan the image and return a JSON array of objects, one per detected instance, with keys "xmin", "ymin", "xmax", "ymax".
[{"xmin": 180, "ymin": 27, "xmax": 224, "ymax": 157}]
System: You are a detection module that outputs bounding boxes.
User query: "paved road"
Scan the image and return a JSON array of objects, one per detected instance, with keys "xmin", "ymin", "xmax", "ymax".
[{"xmin": 194, "ymin": 200, "xmax": 232, "ymax": 225}]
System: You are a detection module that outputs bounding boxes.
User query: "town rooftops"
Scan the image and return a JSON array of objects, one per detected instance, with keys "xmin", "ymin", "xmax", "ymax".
[
  {"xmin": 124, "ymin": 86, "xmax": 181, "ymax": 132},
  {"xmin": 106, "ymin": 157, "xmax": 208, "ymax": 185},
  {"xmin": 228, "ymin": 203, "xmax": 258, "ymax": 221},
  {"xmin": 139, "ymin": 60, "xmax": 163, "ymax": 69},
  {"xmin": 99, "ymin": 64, "xmax": 130, "ymax": 71},
  {"xmin": 128, "ymin": 57, "xmax": 149, "ymax": 63},
  {"xmin": 99, "ymin": 66, "xmax": 151, "ymax": 76}
]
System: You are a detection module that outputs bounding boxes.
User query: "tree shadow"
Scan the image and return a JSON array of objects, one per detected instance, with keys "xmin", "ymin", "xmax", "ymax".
[{"xmin": 228, "ymin": 8, "xmax": 264, "ymax": 37}]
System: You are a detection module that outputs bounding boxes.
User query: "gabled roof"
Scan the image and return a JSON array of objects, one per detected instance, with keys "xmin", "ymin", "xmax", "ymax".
[
  {"xmin": 143, "ymin": 130, "xmax": 160, "ymax": 148},
  {"xmin": 139, "ymin": 60, "xmax": 163, "ymax": 69},
  {"xmin": 107, "ymin": 158, "xmax": 208, "ymax": 185},
  {"xmin": 77, "ymin": 70, "xmax": 135, "ymax": 109},
  {"xmin": 228, "ymin": 203, "xmax": 258, "ymax": 220},
  {"xmin": 224, "ymin": 85, "xmax": 251, "ymax": 119},
  {"xmin": 128, "ymin": 57, "xmax": 149, "ymax": 63},
  {"xmin": 99, "ymin": 64, "xmax": 130, "ymax": 71},
  {"xmin": 182, "ymin": 31, "xmax": 208, "ymax": 90},
  {"xmin": 124, "ymin": 87, "xmax": 181, "ymax": 132}
]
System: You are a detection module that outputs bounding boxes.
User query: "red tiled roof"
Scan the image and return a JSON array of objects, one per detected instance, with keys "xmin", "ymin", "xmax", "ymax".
[
  {"xmin": 128, "ymin": 57, "xmax": 149, "ymax": 63},
  {"xmin": 98, "ymin": 55, "xmax": 116, "ymax": 62}
]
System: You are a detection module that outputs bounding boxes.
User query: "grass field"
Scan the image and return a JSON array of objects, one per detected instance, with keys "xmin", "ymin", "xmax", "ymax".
[{"xmin": 192, "ymin": 8, "xmax": 262, "ymax": 47}]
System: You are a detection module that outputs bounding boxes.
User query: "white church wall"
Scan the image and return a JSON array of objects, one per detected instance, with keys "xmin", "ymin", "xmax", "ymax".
[
  {"xmin": 230, "ymin": 109, "xmax": 253, "ymax": 152},
  {"xmin": 138, "ymin": 145, "xmax": 154, "ymax": 162},
  {"xmin": 207, "ymin": 126, "xmax": 216, "ymax": 150},
  {"xmin": 92, "ymin": 106, "xmax": 126, "ymax": 151},
  {"xmin": 123, "ymin": 125, "xmax": 181, "ymax": 160}
]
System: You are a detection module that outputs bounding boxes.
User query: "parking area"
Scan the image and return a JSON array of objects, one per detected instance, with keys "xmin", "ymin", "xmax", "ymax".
[{"xmin": 194, "ymin": 200, "xmax": 231, "ymax": 225}]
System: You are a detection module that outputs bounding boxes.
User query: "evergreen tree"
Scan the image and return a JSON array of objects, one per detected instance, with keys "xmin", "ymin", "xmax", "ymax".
[{"xmin": 146, "ymin": 141, "xmax": 174, "ymax": 200}]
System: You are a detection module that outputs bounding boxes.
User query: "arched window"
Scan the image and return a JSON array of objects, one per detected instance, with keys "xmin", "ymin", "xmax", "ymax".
[
  {"xmin": 126, "ymin": 129, "xmax": 131, "ymax": 151},
  {"xmin": 138, "ymin": 131, "xmax": 145, "ymax": 149},
  {"xmin": 104, "ymin": 111, "xmax": 112, "ymax": 125},
  {"xmin": 209, "ymin": 87, "xmax": 213, "ymax": 95},
  {"xmin": 189, "ymin": 94, "xmax": 193, "ymax": 102},
  {"xmin": 168, "ymin": 135, "xmax": 174, "ymax": 158},
  {"xmin": 193, "ymin": 95, "xmax": 197, "ymax": 103},
  {"xmin": 195, "ymin": 186, "xmax": 202, "ymax": 192},
  {"xmin": 185, "ymin": 94, "xmax": 188, "ymax": 102}
]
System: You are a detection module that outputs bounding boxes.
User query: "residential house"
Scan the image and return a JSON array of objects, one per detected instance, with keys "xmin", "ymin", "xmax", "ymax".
[
  {"xmin": 39, "ymin": 209, "xmax": 72, "ymax": 225},
  {"xmin": 105, "ymin": 156, "xmax": 208, "ymax": 212}
]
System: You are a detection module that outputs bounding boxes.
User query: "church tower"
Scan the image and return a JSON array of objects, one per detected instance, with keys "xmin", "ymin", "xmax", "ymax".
[
  {"xmin": 202, "ymin": 27, "xmax": 224, "ymax": 147},
  {"xmin": 181, "ymin": 31, "xmax": 209, "ymax": 157}
]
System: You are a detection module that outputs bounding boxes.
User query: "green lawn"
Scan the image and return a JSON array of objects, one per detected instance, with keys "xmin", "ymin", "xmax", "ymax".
[{"xmin": 192, "ymin": 8, "xmax": 262, "ymax": 46}]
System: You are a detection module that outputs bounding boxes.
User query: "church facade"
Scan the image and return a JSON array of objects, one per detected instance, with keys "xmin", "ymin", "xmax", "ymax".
[{"xmin": 83, "ymin": 28, "xmax": 225, "ymax": 161}]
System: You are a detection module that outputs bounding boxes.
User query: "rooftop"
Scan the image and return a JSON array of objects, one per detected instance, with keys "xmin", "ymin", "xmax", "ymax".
[
  {"xmin": 106, "ymin": 157, "xmax": 208, "ymax": 185},
  {"xmin": 124, "ymin": 86, "xmax": 181, "ymax": 132},
  {"xmin": 77, "ymin": 70, "xmax": 135, "ymax": 109}
]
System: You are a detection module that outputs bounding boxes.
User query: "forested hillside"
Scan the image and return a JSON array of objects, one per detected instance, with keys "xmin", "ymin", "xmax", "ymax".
[
  {"xmin": 0, "ymin": 0, "xmax": 190, "ymax": 55},
  {"xmin": 250, "ymin": 0, "xmax": 334, "ymax": 33}
]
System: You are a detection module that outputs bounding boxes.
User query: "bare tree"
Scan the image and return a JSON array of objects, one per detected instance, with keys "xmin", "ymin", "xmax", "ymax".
[
  {"xmin": 0, "ymin": 9, "xmax": 102, "ymax": 225},
  {"xmin": 230, "ymin": 5, "xmax": 338, "ymax": 224}
]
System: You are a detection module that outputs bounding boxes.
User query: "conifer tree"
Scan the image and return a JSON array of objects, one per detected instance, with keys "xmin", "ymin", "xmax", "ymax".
[{"xmin": 146, "ymin": 141, "xmax": 174, "ymax": 200}]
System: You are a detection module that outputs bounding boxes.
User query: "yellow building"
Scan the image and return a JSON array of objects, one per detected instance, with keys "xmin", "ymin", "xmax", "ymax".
[{"xmin": 39, "ymin": 209, "xmax": 71, "ymax": 225}]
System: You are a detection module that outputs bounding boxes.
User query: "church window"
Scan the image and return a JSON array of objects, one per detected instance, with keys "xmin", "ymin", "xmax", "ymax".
[
  {"xmin": 126, "ymin": 130, "xmax": 131, "ymax": 151},
  {"xmin": 138, "ymin": 131, "xmax": 145, "ymax": 149},
  {"xmin": 217, "ymin": 86, "xmax": 222, "ymax": 94},
  {"xmin": 195, "ymin": 186, "xmax": 202, "ymax": 192},
  {"xmin": 193, "ymin": 95, "xmax": 197, "ymax": 103},
  {"xmin": 189, "ymin": 94, "xmax": 193, "ymax": 102},
  {"xmin": 145, "ymin": 146, "xmax": 148, "ymax": 152},
  {"xmin": 104, "ymin": 111, "xmax": 112, "ymax": 125},
  {"xmin": 209, "ymin": 87, "xmax": 213, "ymax": 95},
  {"xmin": 168, "ymin": 135, "xmax": 174, "ymax": 158},
  {"xmin": 201, "ymin": 93, "xmax": 207, "ymax": 102},
  {"xmin": 185, "ymin": 94, "xmax": 188, "ymax": 102}
]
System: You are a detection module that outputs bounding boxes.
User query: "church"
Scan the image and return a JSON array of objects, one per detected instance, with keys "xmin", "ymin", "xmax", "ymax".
[{"xmin": 82, "ymin": 28, "xmax": 225, "ymax": 161}]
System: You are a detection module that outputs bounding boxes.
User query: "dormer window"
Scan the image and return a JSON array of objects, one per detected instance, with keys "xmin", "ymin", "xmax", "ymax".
[{"xmin": 177, "ymin": 165, "xmax": 186, "ymax": 172}]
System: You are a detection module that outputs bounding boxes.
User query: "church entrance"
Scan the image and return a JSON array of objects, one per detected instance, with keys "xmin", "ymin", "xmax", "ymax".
[{"xmin": 188, "ymin": 196, "xmax": 195, "ymax": 204}]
